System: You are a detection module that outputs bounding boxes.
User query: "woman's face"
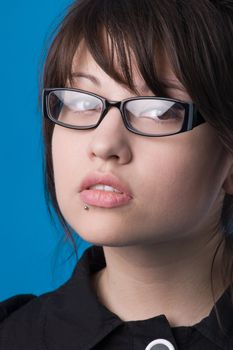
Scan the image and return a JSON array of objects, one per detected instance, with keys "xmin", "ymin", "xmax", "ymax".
[{"xmin": 51, "ymin": 43, "xmax": 232, "ymax": 247}]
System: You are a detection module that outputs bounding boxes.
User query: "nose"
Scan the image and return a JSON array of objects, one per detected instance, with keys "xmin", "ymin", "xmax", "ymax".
[{"xmin": 87, "ymin": 106, "xmax": 133, "ymax": 164}]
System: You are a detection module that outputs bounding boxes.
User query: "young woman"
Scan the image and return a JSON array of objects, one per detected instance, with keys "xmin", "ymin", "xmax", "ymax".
[{"xmin": 1, "ymin": 1, "xmax": 233, "ymax": 349}]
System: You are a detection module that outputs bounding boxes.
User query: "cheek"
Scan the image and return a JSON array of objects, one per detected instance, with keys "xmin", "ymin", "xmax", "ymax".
[
  {"xmin": 141, "ymin": 155, "xmax": 203, "ymax": 213},
  {"xmin": 135, "ymin": 133, "xmax": 226, "ymax": 235},
  {"xmin": 51, "ymin": 127, "xmax": 83, "ymax": 209}
]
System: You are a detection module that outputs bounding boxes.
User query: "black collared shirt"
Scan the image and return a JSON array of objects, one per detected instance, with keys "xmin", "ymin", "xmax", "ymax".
[{"xmin": 0, "ymin": 244, "xmax": 233, "ymax": 350}]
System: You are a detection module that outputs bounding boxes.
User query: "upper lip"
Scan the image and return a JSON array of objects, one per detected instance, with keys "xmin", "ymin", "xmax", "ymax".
[{"xmin": 79, "ymin": 171, "xmax": 133, "ymax": 197}]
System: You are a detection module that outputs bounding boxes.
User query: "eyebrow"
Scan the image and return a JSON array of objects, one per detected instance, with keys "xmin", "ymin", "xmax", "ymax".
[
  {"xmin": 71, "ymin": 72, "xmax": 185, "ymax": 93},
  {"xmin": 71, "ymin": 72, "xmax": 101, "ymax": 86},
  {"xmin": 71, "ymin": 71, "xmax": 150, "ymax": 92}
]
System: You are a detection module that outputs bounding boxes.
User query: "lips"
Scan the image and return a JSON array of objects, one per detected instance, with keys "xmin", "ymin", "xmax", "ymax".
[{"xmin": 78, "ymin": 172, "xmax": 133, "ymax": 197}]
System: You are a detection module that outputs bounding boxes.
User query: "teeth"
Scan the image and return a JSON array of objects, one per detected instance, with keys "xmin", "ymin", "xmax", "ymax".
[{"xmin": 89, "ymin": 184, "xmax": 122, "ymax": 193}]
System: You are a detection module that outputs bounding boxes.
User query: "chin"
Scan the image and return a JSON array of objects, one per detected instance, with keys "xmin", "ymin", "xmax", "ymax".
[{"xmin": 72, "ymin": 224, "xmax": 140, "ymax": 247}]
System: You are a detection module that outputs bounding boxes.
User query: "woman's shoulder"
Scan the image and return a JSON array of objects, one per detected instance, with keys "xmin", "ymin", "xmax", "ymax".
[
  {"xmin": 0, "ymin": 289, "xmax": 58, "ymax": 324},
  {"xmin": 0, "ymin": 291, "xmax": 56, "ymax": 349},
  {"xmin": 0, "ymin": 293, "xmax": 38, "ymax": 323}
]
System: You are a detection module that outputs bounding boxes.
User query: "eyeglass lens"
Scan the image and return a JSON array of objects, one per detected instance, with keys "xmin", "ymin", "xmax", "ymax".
[{"xmin": 48, "ymin": 90, "xmax": 185, "ymax": 135}]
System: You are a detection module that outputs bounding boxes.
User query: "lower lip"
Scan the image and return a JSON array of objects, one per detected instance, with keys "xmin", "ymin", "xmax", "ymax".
[{"xmin": 79, "ymin": 189, "xmax": 132, "ymax": 208}]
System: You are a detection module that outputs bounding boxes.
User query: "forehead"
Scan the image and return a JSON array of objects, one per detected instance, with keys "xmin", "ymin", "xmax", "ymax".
[
  {"xmin": 71, "ymin": 39, "xmax": 182, "ymax": 92},
  {"xmin": 72, "ymin": 42, "xmax": 102, "ymax": 75},
  {"xmin": 71, "ymin": 40, "xmax": 141, "ymax": 83}
]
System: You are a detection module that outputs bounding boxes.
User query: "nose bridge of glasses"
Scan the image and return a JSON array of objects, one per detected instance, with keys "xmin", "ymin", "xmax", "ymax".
[
  {"xmin": 105, "ymin": 100, "xmax": 122, "ymax": 112},
  {"xmin": 102, "ymin": 99, "xmax": 124, "ymax": 121},
  {"xmin": 97, "ymin": 99, "xmax": 126, "ymax": 130}
]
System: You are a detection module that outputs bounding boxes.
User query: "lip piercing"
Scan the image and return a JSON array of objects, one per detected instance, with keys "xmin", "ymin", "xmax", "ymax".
[{"xmin": 84, "ymin": 205, "xmax": 89, "ymax": 210}]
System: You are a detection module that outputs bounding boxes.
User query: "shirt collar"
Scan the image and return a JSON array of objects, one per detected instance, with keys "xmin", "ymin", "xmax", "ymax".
[{"xmin": 42, "ymin": 245, "xmax": 233, "ymax": 350}]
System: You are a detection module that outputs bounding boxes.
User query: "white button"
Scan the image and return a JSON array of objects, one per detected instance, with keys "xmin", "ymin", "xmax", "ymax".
[{"xmin": 145, "ymin": 338, "xmax": 175, "ymax": 350}]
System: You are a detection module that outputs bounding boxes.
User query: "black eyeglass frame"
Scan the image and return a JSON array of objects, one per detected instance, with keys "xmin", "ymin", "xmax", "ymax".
[{"xmin": 42, "ymin": 88, "xmax": 206, "ymax": 137}]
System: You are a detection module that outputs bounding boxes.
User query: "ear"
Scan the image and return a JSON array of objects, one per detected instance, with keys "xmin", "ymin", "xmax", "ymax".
[{"xmin": 222, "ymin": 162, "xmax": 233, "ymax": 195}]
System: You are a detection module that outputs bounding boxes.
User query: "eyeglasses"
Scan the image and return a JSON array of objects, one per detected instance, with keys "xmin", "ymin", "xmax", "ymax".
[{"xmin": 42, "ymin": 88, "xmax": 206, "ymax": 137}]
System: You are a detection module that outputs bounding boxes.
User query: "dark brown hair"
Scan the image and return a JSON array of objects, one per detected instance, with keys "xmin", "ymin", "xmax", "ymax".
[{"xmin": 40, "ymin": 0, "xmax": 233, "ymax": 333}]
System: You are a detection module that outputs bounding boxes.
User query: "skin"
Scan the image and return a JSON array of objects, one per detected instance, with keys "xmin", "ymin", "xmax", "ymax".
[{"xmin": 51, "ymin": 42, "xmax": 233, "ymax": 326}]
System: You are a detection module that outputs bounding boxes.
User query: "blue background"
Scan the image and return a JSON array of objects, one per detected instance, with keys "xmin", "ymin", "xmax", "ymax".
[{"xmin": 0, "ymin": 0, "xmax": 91, "ymax": 300}]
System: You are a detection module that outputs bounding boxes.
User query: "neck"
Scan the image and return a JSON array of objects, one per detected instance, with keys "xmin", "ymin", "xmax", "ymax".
[{"xmin": 91, "ymin": 232, "xmax": 230, "ymax": 327}]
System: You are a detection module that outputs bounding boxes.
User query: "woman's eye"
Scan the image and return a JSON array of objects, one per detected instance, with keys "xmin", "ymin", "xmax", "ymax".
[
  {"xmin": 139, "ymin": 106, "xmax": 183, "ymax": 120},
  {"xmin": 64, "ymin": 100, "xmax": 101, "ymax": 112},
  {"xmin": 67, "ymin": 100, "xmax": 97, "ymax": 111},
  {"xmin": 140, "ymin": 109, "xmax": 163, "ymax": 119},
  {"xmin": 140, "ymin": 108, "xmax": 173, "ymax": 119}
]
